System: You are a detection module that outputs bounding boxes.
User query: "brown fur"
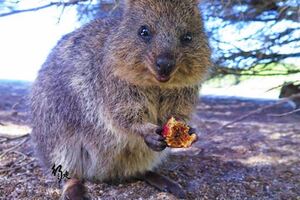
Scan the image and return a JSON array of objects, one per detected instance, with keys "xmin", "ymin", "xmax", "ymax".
[
  {"xmin": 108, "ymin": 0, "xmax": 210, "ymax": 87},
  {"xmin": 279, "ymin": 82, "xmax": 300, "ymax": 108},
  {"xmin": 31, "ymin": 0, "xmax": 211, "ymax": 194},
  {"xmin": 61, "ymin": 179, "xmax": 88, "ymax": 200}
]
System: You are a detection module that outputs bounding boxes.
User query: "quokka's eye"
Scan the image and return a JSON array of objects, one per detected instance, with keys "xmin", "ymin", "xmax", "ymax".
[
  {"xmin": 138, "ymin": 25, "xmax": 152, "ymax": 42},
  {"xmin": 180, "ymin": 32, "xmax": 193, "ymax": 44}
]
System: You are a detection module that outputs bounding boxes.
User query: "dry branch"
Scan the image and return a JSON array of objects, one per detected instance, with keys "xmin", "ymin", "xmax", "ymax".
[
  {"xmin": 0, "ymin": 137, "xmax": 29, "ymax": 159},
  {"xmin": 0, "ymin": 0, "xmax": 87, "ymax": 17},
  {"xmin": 210, "ymin": 93, "xmax": 300, "ymax": 134},
  {"xmin": 268, "ymin": 108, "xmax": 300, "ymax": 117},
  {"xmin": 0, "ymin": 133, "xmax": 29, "ymax": 143},
  {"xmin": 0, "ymin": 159, "xmax": 35, "ymax": 174}
]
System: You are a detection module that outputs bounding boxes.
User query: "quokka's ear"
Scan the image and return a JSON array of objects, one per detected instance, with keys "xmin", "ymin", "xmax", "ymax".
[
  {"xmin": 123, "ymin": 0, "xmax": 137, "ymax": 5},
  {"xmin": 116, "ymin": 0, "xmax": 127, "ymax": 9},
  {"xmin": 120, "ymin": 0, "xmax": 138, "ymax": 9}
]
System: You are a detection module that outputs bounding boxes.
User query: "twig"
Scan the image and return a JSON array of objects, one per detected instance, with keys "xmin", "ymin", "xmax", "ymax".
[
  {"xmin": 0, "ymin": 150, "xmax": 30, "ymax": 173},
  {"xmin": 56, "ymin": 3, "xmax": 66, "ymax": 24},
  {"xmin": 0, "ymin": 159, "xmax": 35, "ymax": 174},
  {"xmin": 0, "ymin": 0, "xmax": 87, "ymax": 18},
  {"xmin": 109, "ymin": 0, "xmax": 120, "ymax": 15},
  {"xmin": 265, "ymin": 83, "xmax": 285, "ymax": 93},
  {"xmin": 0, "ymin": 133, "xmax": 29, "ymax": 143},
  {"xmin": 209, "ymin": 93, "xmax": 300, "ymax": 134},
  {"xmin": 12, "ymin": 150, "xmax": 30, "ymax": 165},
  {"xmin": 0, "ymin": 2, "xmax": 60, "ymax": 17},
  {"xmin": 268, "ymin": 108, "xmax": 300, "ymax": 117},
  {"xmin": 266, "ymin": 81, "xmax": 300, "ymax": 93},
  {"xmin": 0, "ymin": 138, "xmax": 6, "ymax": 143},
  {"xmin": 0, "ymin": 137, "xmax": 29, "ymax": 159}
]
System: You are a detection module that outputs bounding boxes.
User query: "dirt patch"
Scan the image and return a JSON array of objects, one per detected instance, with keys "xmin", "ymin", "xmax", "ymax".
[{"xmin": 0, "ymin": 82, "xmax": 299, "ymax": 199}]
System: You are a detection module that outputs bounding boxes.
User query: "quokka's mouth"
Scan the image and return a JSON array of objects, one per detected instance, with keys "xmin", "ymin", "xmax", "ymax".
[{"xmin": 156, "ymin": 74, "xmax": 171, "ymax": 83}]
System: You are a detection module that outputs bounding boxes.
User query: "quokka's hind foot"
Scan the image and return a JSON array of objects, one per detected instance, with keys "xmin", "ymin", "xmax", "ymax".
[
  {"xmin": 143, "ymin": 171, "xmax": 186, "ymax": 199},
  {"xmin": 60, "ymin": 178, "xmax": 90, "ymax": 200}
]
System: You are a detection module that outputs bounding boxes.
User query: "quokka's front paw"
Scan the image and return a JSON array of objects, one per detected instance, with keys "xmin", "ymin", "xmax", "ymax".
[{"xmin": 144, "ymin": 127, "xmax": 167, "ymax": 152}]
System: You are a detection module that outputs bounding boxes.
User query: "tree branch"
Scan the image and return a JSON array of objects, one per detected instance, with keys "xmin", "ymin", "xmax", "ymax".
[
  {"xmin": 209, "ymin": 93, "xmax": 300, "ymax": 134},
  {"xmin": 0, "ymin": 1, "xmax": 87, "ymax": 18}
]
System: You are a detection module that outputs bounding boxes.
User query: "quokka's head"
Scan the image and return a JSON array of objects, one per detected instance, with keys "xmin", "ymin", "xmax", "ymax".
[{"xmin": 106, "ymin": 0, "xmax": 211, "ymax": 88}]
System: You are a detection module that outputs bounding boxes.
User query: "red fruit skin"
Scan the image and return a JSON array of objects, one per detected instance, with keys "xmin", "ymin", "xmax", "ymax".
[{"xmin": 162, "ymin": 125, "xmax": 170, "ymax": 138}]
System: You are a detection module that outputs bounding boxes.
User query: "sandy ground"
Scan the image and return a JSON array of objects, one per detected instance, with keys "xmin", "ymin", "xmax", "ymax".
[{"xmin": 0, "ymin": 81, "xmax": 299, "ymax": 200}]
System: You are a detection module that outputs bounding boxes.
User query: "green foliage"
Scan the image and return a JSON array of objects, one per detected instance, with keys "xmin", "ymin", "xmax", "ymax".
[
  {"xmin": 207, "ymin": 62, "xmax": 300, "ymax": 87},
  {"xmin": 240, "ymin": 63, "xmax": 300, "ymax": 76}
]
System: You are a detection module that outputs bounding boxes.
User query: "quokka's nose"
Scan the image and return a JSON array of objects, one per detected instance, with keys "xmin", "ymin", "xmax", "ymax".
[{"xmin": 156, "ymin": 53, "xmax": 176, "ymax": 76}]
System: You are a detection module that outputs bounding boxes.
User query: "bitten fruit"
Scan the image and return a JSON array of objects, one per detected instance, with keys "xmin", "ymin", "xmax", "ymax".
[{"xmin": 162, "ymin": 117, "xmax": 197, "ymax": 148}]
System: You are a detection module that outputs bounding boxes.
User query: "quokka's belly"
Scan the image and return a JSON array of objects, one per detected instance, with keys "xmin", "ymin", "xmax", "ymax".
[
  {"xmin": 49, "ymin": 130, "xmax": 168, "ymax": 182},
  {"xmin": 87, "ymin": 133, "xmax": 169, "ymax": 182}
]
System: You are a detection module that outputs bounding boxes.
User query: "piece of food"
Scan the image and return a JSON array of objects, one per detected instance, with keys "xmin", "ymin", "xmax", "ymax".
[{"xmin": 162, "ymin": 117, "xmax": 197, "ymax": 148}]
